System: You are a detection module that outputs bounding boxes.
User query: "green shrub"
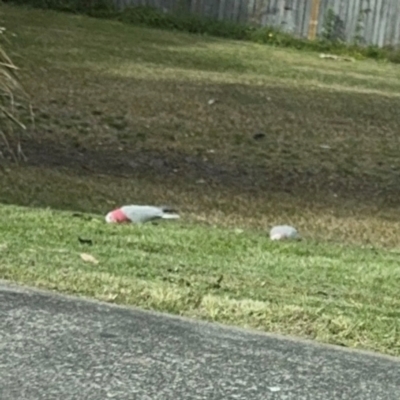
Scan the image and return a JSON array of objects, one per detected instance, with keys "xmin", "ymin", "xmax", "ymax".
[
  {"xmin": 2, "ymin": 0, "xmax": 116, "ymax": 15},
  {"xmin": 118, "ymin": 6, "xmax": 253, "ymax": 40}
]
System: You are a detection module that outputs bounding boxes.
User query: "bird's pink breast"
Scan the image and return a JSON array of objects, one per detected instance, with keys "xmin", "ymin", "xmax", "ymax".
[{"xmin": 108, "ymin": 208, "xmax": 130, "ymax": 223}]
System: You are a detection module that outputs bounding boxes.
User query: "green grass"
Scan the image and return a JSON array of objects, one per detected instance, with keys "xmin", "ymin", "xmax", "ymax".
[
  {"xmin": 1, "ymin": 4, "xmax": 400, "ymax": 356},
  {"xmin": 1, "ymin": 204, "xmax": 400, "ymax": 356}
]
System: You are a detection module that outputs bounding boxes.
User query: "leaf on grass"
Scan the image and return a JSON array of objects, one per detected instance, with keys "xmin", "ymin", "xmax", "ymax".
[{"xmin": 80, "ymin": 253, "xmax": 99, "ymax": 265}]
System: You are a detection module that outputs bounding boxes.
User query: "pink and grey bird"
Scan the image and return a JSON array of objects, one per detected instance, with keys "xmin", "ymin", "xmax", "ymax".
[{"xmin": 105, "ymin": 205, "xmax": 180, "ymax": 224}]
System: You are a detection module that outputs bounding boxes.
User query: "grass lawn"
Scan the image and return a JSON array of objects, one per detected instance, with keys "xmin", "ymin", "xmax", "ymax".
[
  {"xmin": 1, "ymin": 4, "xmax": 400, "ymax": 356},
  {"xmin": 2, "ymin": 204, "xmax": 400, "ymax": 356}
]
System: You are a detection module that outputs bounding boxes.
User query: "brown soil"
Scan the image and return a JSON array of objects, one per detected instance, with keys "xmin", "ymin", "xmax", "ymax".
[{"xmin": 5, "ymin": 137, "xmax": 400, "ymax": 207}]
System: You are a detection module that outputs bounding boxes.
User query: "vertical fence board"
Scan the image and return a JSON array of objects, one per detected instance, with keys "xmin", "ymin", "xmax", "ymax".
[
  {"xmin": 316, "ymin": 0, "xmax": 327, "ymax": 39},
  {"xmin": 236, "ymin": 0, "xmax": 244, "ymax": 22},
  {"xmin": 344, "ymin": 0, "xmax": 352, "ymax": 40},
  {"xmin": 365, "ymin": 0, "xmax": 376, "ymax": 44},
  {"xmin": 372, "ymin": 0, "xmax": 382, "ymax": 45},
  {"xmin": 276, "ymin": 0, "xmax": 284, "ymax": 27},
  {"xmin": 341, "ymin": 0, "xmax": 351, "ymax": 41},
  {"xmin": 350, "ymin": 0, "xmax": 361, "ymax": 42},
  {"xmin": 198, "ymin": 0, "xmax": 205, "ymax": 16},
  {"xmin": 282, "ymin": 0, "xmax": 296, "ymax": 33},
  {"xmin": 262, "ymin": 0, "xmax": 273, "ymax": 27},
  {"xmin": 247, "ymin": 0, "xmax": 256, "ymax": 22},
  {"xmin": 210, "ymin": 0, "xmax": 220, "ymax": 19},
  {"xmin": 202, "ymin": 0, "xmax": 209, "ymax": 18},
  {"xmin": 232, "ymin": 0, "xmax": 241, "ymax": 21},
  {"xmin": 292, "ymin": 0, "xmax": 300, "ymax": 36},
  {"xmin": 390, "ymin": 0, "xmax": 400, "ymax": 46},
  {"xmin": 294, "ymin": 0, "xmax": 304, "ymax": 35},
  {"xmin": 316, "ymin": 0, "xmax": 327, "ymax": 37},
  {"xmin": 384, "ymin": 0, "xmax": 392, "ymax": 45},
  {"xmin": 218, "ymin": 0, "xmax": 226, "ymax": 19},
  {"xmin": 253, "ymin": 0, "xmax": 262, "ymax": 24},
  {"xmin": 226, "ymin": 0, "xmax": 234, "ymax": 20},
  {"xmin": 300, "ymin": 0, "xmax": 311, "ymax": 38},
  {"xmin": 388, "ymin": 0, "xmax": 397, "ymax": 46}
]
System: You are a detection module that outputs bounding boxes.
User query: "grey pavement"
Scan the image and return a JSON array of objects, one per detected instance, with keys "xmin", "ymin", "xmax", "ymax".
[{"xmin": 0, "ymin": 282, "xmax": 399, "ymax": 400}]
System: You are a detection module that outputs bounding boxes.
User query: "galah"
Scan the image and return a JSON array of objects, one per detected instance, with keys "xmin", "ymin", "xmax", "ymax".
[
  {"xmin": 105, "ymin": 205, "xmax": 180, "ymax": 224},
  {"xmin": 270, "ymin": 225, "xmax": 300, "ymax": 241}
]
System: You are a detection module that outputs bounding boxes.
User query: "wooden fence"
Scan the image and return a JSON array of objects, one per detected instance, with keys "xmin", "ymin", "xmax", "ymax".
[{"xmin": 112, "ymin": 0, "xmax": 400, "ymax": 47}]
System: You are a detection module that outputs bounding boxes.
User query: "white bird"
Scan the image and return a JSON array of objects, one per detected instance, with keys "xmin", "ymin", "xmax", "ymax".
[
  {"xmin": 105, "ymin": 205, "xmax": 180, "ymax": 224},
  {"xmin": 270, "ymin": 225, "xmax": 300, "ymax": 241}
]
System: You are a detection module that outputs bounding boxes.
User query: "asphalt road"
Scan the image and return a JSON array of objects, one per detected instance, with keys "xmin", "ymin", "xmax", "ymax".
[{"xmin": 1, "ymin": 282, "xmax": 399, "ymax": 400}]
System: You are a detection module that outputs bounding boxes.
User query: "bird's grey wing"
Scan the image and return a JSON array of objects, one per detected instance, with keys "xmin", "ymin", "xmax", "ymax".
[{"xmin": 121, "ymin": 205, "xmax": 163, "ymax": 223}]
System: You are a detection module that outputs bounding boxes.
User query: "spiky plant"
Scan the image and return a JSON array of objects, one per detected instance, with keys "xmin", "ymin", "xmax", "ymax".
[{"xmin": 0, "ymin": 26, "xmax": 31, "ymax": 162}]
